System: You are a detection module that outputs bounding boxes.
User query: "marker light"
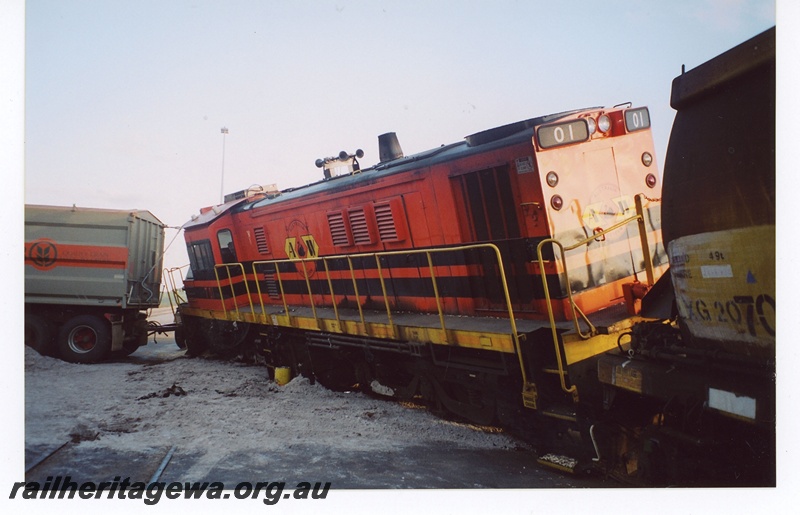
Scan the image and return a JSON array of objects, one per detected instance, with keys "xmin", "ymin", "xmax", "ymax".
[
  {"xmin": 641, "ymin": 152, "xmax": 653, "ymax": 167},
  {"xmin": 597, "ymin": 115, "xmax": 611, "ymax": 133},
  {"xmin": 646, "ymin": 173, "xmax": 657, "ymax": 188},
  {"xmin": 546, "ymin": 171, "xmax": 559, "ymax": 187},
  {"xmin": 550, "ymin": 195, "xmax": 564, "ymax": 210}
]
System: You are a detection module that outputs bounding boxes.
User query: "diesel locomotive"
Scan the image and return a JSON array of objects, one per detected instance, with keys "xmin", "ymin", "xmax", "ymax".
[{"xmin": 173, "ymin": 27, "xmax": 775, "ymax": 486}]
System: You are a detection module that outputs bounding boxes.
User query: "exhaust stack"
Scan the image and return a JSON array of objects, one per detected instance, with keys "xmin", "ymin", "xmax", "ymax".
[{"xmin": 378, "ymin": 132, "xmax": 404, "ymax": 163}]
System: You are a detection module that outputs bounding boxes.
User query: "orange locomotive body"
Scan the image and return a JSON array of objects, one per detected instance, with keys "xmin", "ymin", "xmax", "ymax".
[
  {"xmin": 182, "ymin": 105, "xmax": 663, "ymax": 325},
  {"xmin": 177, "ymin": 103, "xmax": 667, "ymax": 480},
  {"xmin": 177, "ymin": 103, "xmax": 666, "ymax": 458}
]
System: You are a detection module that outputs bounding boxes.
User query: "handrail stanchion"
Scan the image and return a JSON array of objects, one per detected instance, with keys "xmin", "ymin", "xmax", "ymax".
[
  {"xmin": 273, "ymin": 263, "xmax": 290, "ymax": 318},
  {"xmin": 347, "ymin": 256, "xmax": 366, "ymax": 328},
  {"xmin": 299, "ymin": 259, "xmax": 318, "ymax": 324},
  {"xmin": 322, "ymin": 257, "xmax": 341, "ymax": 327},
  {"xmin": 635, "ymin": 195, "xmax": 656, "ymax": 286},
  {"xmin": 426, "ymin": 251, "xmax": 447, "ymax": 337},
  {"xmin": 251, "ymin": 262, "xmax": 269, "ymax": 324},
  {"xmin": 239, "ymin": 262, "xmax": 256, "ymax": 319},
  {"xmin": 213, "ymin": 266, "xmax": 228, "ymax": 318},
  {"xmin": 374, "ymin": 254, "xmax": 396, "ymax": 337}
]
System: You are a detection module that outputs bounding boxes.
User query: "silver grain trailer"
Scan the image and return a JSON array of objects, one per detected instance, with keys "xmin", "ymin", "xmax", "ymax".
[{"xmin": 25, "ymin": 205, "xmax": 166, "ymax": 362}]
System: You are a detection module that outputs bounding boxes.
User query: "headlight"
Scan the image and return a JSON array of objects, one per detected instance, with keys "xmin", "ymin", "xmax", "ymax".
[
  {"xmin": 586, "ymin": 117, "xmax": 596, "ymax": 135},
  {"xmin": 597, "ymin": 115, "xmax": 611, "ymax": 133}
]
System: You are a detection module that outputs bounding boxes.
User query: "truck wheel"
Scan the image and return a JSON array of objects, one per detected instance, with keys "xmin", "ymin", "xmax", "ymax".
[
  {"xmin": 25, "ymin": 313, "xmax": 56, "ymax": 356},
  {"xmin": 113, "ymin": 325, "xmax": 149, "ymax": 357},
  {"xmin": 57, "ymin": 315, "xmax": 112, "ymax": 363},
  {"xmin": 174, "ymin": 325, "xmax": 187, "ymax": 349},
  {"xmin": 111, "ymin": 338, "xmax": 142, "ymax": 358}
]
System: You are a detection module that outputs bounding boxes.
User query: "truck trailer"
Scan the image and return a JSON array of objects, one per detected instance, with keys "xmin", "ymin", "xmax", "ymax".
[{"xmin": 24, "ymin": 204, "xmax": 166, "ymax": 362}]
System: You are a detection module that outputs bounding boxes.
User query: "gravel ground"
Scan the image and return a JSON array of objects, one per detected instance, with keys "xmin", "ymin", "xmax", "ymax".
[
  {"xmin": 15, "ymin": 308, "xmax": 773, "ymax": 514},
  {"xmin": 24, "ymin": 345, "xmax": 538, "ymax": 476}
]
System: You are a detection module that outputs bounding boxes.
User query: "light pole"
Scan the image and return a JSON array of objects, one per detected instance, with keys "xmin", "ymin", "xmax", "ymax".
[{"xmin": 220, "ymin": 127, "xmax": 229, "ymax": 204}]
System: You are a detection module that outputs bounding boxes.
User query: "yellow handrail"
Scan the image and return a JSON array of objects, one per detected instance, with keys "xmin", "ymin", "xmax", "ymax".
[
  {"xmin": 636, "ymin": 195, "xmax": 656, "ymax": 286},
  {"xmin": 249, "ymin": 263, "xmax": 268, "ymax": 325},
  {"xmin": 535, "ymin": 194, "xmax": 657, "ymax": 400},
  {"xmin": 213, "ymin": 263, "xmax": 254, "ymax": 319},
  {"xmin": 374, "ymin": 254, "xmax": 396, "ymax": 337},
  {"xmin": 347, "ymin": 256, "xmax": 366, "ymax": 328},
  {"xmin": 298, "ymin": 260, "xmax": 318, "ymax": 322},
  {"xmin": 321, "ymin": 257, "xmax": 340, "ymax": 327},
  {"xmin": 426, "ymin": 252, "xmax": 447, "ymax": 337},
  {"xmin": 239, "ymin": 243, "xmax": 530, "ymax": 389},
  {"xmin": 163, "ymin": 265, "xmax": 189, "ymax": 315}
]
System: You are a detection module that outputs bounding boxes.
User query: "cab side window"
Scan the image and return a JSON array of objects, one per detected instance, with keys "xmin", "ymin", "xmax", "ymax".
[{"xmin": 217, "ymin": 229, "xmax": 238, "ymax": 263}]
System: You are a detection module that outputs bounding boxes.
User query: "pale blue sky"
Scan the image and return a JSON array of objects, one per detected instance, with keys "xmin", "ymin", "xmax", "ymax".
[{"xmin": 19, "ymin": 0, "xmax": 777, "ymax": 272}]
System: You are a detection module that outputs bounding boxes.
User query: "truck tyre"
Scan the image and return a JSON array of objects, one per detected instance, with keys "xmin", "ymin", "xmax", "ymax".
[
  {"xmin": 57, "ymin": 315, "xmax": 112, "ymax": 363},
  {"xmin": 112, "ymin": 319, "xmax": 149, "ymax": 357},
  {"xmin": 174, "ymin": 325, "xmax": 187, "ymax": 349},
  {"xmin": 112, "ymin": 338, "xmax": 142, "ymax": 358},
  {"xmin": 25, "ymin": 313, "xmax": 56, "ymax": 356}
]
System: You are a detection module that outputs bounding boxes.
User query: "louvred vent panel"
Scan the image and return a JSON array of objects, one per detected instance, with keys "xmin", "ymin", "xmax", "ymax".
[
  {"xmin": 349, "ymin": 208, "xmax": 371, "ymax": 245},
  {"xmin": 374, "ymin": 202, "xmax": 398, "ymax": 241},
  {"xmin": 327, "ymin": 211, "xmax": 350, "ymax": 246},
  {"xmin": 253, "ymin": 226, "xmax": 270, "ymax": 254}
]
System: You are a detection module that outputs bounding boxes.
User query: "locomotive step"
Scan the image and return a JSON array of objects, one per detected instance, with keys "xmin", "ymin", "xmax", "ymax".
[
  {"xmin": 540, "ymin": 405, "xmax": 577, "ymax": 422},
  {"xmin": 536, "ymin": 453, "xmax": 579, "ymax": 474}
]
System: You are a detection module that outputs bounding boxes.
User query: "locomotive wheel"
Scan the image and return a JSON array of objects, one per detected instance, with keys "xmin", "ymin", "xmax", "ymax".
[
  {"xmin": 182, "ymin": 316, "xmax": 209, "ymax": 357},
  {"xmin": 433, "ymin": 379, "xmax": 497, "ymax": 425},
  {"xmin": 312, "ymin": 355, "xmax": 359, "ymax": 391},
  {"xmin": 180, "ymin": 317, "xmax": 253, "ymax": 357},
  {"xmin": 25, "ymin": 313, "xmax": 56, "ymax": 356},
  {"xmin": 57, "ymin": 315, "xmax": 112, "ymax": 363},
  {"xmin": 207, "ymin": 320, "xmax": 252, "ymax": 356}
]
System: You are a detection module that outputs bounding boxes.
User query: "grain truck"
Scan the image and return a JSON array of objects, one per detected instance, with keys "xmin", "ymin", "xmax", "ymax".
[{"xmin": 24, "ymin": 205, "xmax": 166, "ymax": 362}]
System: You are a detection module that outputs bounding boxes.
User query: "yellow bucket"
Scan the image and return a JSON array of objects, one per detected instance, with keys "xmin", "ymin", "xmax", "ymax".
[{"xmin": 274, "ymin": 367, "xmax": 291, "ymax": 386}]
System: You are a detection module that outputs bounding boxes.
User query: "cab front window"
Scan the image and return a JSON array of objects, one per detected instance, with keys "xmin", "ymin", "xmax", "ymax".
[{"xmin": 187, "ymin": 239, "xmax": 214, "ymax": 274}]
